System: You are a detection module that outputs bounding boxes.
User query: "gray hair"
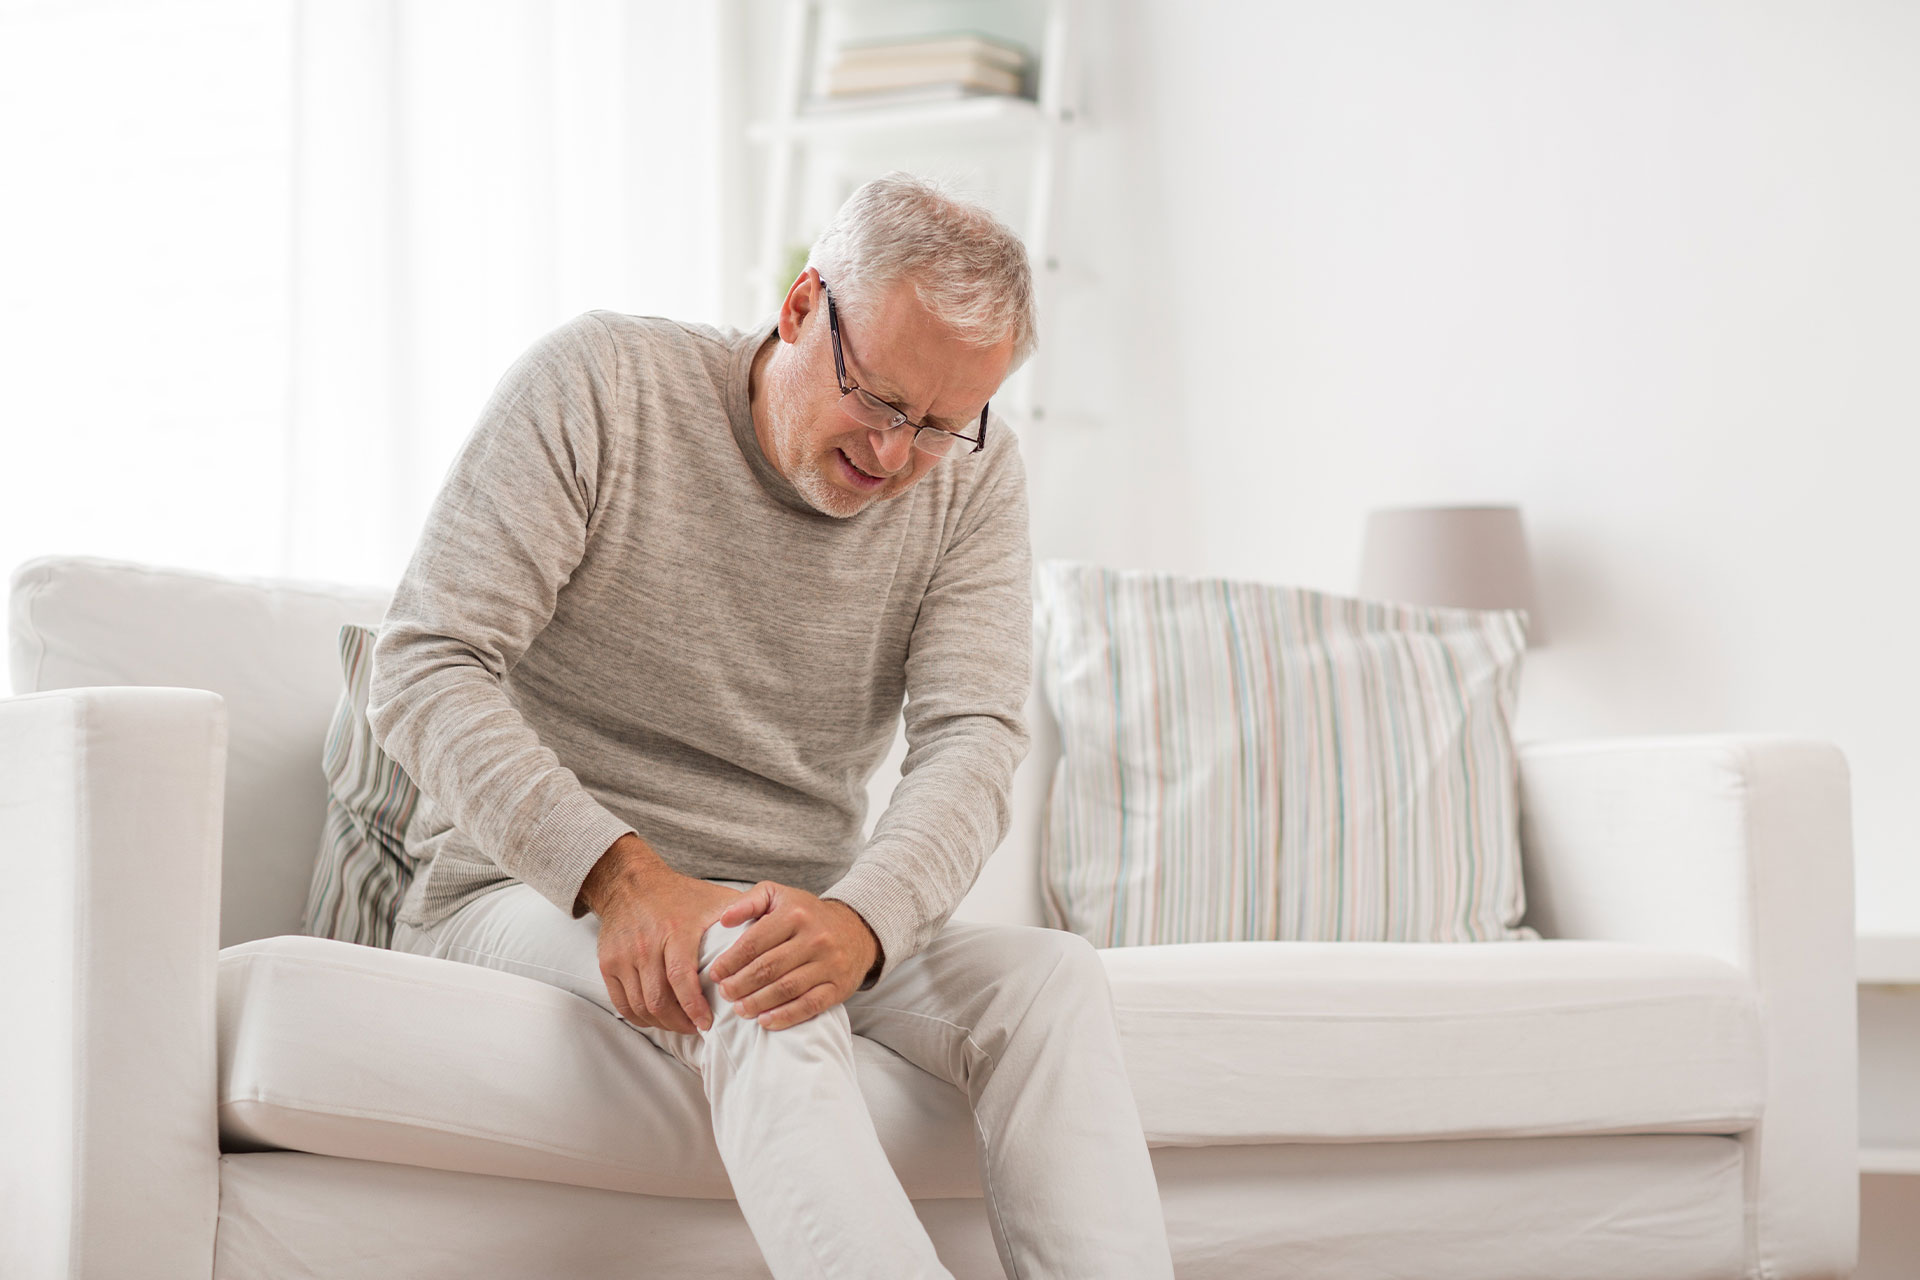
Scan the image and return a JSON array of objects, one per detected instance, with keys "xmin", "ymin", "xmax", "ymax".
[{"xmin": 805, "ymin": 172, "xmax": 1038, "ymax": 371}]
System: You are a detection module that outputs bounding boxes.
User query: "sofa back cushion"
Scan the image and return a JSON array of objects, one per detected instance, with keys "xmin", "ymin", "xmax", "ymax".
[
  {"xmin": 7, "ymin": 555, "xmax": 392, "ymax": 947},
  {"xmin": 1035, "ymin": 558, "xmax": 1539, "ymax": 947}
]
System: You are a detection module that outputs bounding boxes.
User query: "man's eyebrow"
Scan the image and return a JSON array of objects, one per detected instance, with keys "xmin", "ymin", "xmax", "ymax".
[
  {"xmin": 857, "ymin": 363, "xmax": 911, "ymax": 406},
  {"xmin": 854, "ymin": 356, "xmax": 973, "ymax": 427}
]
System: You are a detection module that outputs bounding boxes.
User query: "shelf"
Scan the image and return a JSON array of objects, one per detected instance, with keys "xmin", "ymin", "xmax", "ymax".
[
  {"xmin": 1862, "ymin": 1147, "xmax": 1920, "ymax": 1176},
  {"xmin": 742, "ymin": 0, "xmax": 1079, "ymax": 412},
  {"xmin": 747, "ymin": 93, "xmax": 1047, "ymax": 143},
  {"xmin": 1858, "ymin": 933, "xmax": 1920, "ymax": 986}
]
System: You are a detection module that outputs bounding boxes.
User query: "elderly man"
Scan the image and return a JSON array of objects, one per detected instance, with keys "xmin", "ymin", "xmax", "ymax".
[{"xmin": 371, "ymin": 173, "xmax": 1176, "ymax": 1279}]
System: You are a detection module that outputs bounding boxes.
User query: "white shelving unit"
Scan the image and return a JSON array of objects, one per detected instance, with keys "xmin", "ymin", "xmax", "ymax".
[
  {"xmin": 746, "ymin": 92, "xmax": 1047, "ymax": 143},
  {"xmin": 746, "ymin": 0, "xmax": 1080, "ymax": 424},
  {"xmin": 1857, "ymin": 932, "xmax": 1920, "ymax": 1179}
]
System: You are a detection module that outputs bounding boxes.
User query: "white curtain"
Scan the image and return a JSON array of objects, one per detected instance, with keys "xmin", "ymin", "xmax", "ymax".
[
  {"xmin": 0, "ymin": 0, "xmax": 728, "ymax": 603},
  {"xmin": 287, "ymin": 0, "xmax": 729, "ymax": 586},
  {"xmin": 0, "ymin": 0, "xmax": 297, "ymax": 591}
]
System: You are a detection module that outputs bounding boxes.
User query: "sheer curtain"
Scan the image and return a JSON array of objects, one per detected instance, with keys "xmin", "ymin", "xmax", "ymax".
[
  {"xmin": 288, "ymin": 0, "xmax": 730, "ymax": 586},
  {"xmin": 0, "ymin": 0, "xmax": 297, "ymax": 589},
  {"xmin": 0, "ymin": 0, "xmax": 728, "ymax": 602}
]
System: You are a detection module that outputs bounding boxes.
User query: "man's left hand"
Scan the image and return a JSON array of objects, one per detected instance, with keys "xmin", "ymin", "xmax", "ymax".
[{"xmin": 708, "ymin": 882, "xmax": 880, "ymax": 1030}]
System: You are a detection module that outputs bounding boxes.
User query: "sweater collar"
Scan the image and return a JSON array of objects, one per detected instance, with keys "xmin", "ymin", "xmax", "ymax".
[{"xmin": 728, "ymin": 315, "xmax": 823, "ymax": 517}]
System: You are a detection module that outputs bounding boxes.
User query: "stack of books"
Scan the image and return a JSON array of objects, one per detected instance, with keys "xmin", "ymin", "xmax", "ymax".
[{"xmin": 814, "ymin": 32, "xmax": 1033, "ymax": 110}]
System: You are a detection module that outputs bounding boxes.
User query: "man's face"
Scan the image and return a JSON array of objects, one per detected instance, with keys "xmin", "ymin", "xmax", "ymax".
[{"xmin": 752, "ymin": 270, "xmax": 1014, "ymax": 519}]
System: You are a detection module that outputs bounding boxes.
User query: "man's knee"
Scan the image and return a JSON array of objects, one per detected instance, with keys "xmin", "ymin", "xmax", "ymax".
[
  {"xmin": 993, "ymin": 925, "xmax": 1108, "ymax": 1008},
  {"xmin": 691, "ymin": 917, "xmax": 851, "ymax": 1038},
  {"xmin": 695, "ymin": 917, "xmax": 752, "ymax": 978}
]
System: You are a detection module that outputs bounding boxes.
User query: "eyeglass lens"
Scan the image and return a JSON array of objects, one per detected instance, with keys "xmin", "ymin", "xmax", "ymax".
[{"xmin": 842, "ymin": 389, "xmax": 961, "ymax": 457}]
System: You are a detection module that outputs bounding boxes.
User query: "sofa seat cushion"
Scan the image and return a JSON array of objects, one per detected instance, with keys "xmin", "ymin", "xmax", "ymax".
[
  {"xmin": 217, "ymin": 936, "xmax": 985, "ymax": 1200},
  {"xmin": 1100, "ymin": 938, "xmax": 1766, "ymax": 1145},
  {"xmin": 218, "ymin": 936, "xmax": 1764, "ymax": 1201}
]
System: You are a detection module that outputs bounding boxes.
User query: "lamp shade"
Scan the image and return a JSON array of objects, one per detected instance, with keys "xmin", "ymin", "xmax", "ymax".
[{"xmin": 1357, "ymin": 505, "xmax": 1545, "ymax": 647}]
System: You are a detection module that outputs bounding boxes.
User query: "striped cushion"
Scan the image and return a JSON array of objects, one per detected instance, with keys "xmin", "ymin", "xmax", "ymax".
[
  {"xmin": 301, "ymin": 623, "xmax": 422, "ymax": 950},
  {"xmin": 1035, "ymin": 560, "xmax": 1540, "ymax": 947}
]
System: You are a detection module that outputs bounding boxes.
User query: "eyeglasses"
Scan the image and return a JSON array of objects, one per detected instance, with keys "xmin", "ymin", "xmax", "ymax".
[{"xmin": 819, "ymin": 277, "xmax": 987, "ymax": 459}]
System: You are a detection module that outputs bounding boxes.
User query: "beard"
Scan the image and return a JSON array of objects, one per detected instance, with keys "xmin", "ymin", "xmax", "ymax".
[
  {"xmin": 788, "ymin": 449, "xmax": 871, "ymax": 519},
  {"xmin": 756, "ymin": 341, "xmax": 892, "ymax": 519},
  {"xmin": 770, "ymin": 408, "xmax": 887, "ymax": 519}
]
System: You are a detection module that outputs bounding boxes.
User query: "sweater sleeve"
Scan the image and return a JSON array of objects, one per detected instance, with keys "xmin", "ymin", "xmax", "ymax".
[
  {"xmin": 820, "ymin": 425, "xmax": 1034, "ymax": 988},
  {"xmin": 365, "ymin": 312, "xmax": 639, "ymax": 922}
]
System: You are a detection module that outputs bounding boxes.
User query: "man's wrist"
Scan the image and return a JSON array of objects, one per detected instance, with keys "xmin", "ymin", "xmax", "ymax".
[
  {"xmin": 830, "ymin": 899, "xmax": 884, "ymax": 984},
  {"xmin": 576, "ymin": 832, "xmax": 669, "ymax": 916}
]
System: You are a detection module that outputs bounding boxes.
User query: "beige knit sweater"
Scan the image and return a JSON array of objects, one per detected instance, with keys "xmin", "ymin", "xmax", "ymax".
[{"xmin": 365, "ymin": 309, "xmax": 1032, "ymax": 989}]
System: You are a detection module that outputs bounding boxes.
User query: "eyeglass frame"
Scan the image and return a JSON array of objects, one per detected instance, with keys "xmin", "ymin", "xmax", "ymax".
[{"xmin": 817, "ymin": 276, "xmax": 988, "ymax": 457}]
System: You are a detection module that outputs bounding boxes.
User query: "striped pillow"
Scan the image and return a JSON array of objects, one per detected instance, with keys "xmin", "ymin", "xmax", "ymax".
[
  {"xmin": 1035, "ymin": 560, "xmax": 1540, "ymax": 947},
  {"xmin": 301, "ymin": 623, "xmax": 422, "ymax": 950}
]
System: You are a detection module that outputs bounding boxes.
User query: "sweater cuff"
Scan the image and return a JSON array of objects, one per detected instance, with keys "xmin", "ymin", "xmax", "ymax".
[
  {"xmin": 518, "ymin": 789, "xmax": 638, "ymax": 921},
  {"xmin": 821, "ymin": 859, "xmax": 919, "ymax": 991}
]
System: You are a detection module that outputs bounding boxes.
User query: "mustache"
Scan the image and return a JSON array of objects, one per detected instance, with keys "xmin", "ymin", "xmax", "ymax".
[{"xmin": 837, "ymin": 446, "xmax": 901, "ymax": 479}]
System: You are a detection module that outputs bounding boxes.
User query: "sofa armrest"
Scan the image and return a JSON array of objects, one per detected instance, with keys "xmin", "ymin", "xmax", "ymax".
[
  {"xmin": 1517, "ymin": 733, "xmax": 1857, "ymax": 1280},
  {"xmin": 0, "ymin": 686, "xmax": 226, "ymax": 1280}
]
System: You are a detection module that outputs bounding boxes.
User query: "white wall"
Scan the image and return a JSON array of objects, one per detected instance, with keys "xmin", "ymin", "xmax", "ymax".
[
  {"xmin": 741, "ymin": 1, "xmax": 1919, "ymax": 929},
  {"xmin": 1032, "ymin": 0, "xmax": 1920, "ymax": 933}
]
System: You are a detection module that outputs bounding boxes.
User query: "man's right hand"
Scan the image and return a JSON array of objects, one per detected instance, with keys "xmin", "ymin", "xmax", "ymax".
[{"xmin": 578, "ymin": 833, "xmax": 758, "ymax": 1035}]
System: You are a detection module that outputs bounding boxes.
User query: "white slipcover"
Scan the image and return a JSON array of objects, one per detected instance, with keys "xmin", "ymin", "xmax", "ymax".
[{"xmin": 2, "ymin": 555, "xmax": 1859, "ymax": 1279}]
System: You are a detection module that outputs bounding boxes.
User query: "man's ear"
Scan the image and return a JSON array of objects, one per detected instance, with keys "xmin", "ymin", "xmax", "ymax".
[{"xmin": 775, "ymin": 267, "xmax": 821, "ymax": 344}]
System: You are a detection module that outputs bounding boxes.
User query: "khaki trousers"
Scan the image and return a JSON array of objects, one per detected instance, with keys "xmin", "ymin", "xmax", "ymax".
[{"xmin": 390, "ymin": 878, "xmax": 1175, "ymax": 1280}]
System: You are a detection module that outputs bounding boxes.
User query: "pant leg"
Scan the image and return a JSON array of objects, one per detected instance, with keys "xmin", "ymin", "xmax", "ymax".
[
  {"xmin": 842, "ymin": 920, "xmax": 1176, "ymax": 1280},
  {"xmin": 389, "ymin": 880, "xmax": 954, "ymax": 1280}
]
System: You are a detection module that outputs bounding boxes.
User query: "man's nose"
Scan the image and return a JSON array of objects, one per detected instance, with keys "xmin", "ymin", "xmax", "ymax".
[{"xmin": 870, "ymin": 425, "xmax": 913, "ymax": 473}]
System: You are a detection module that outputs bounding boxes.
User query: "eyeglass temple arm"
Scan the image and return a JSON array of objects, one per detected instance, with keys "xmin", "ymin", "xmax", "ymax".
[{"xmin": 822, "ymin": 285, "xmax": 851, "ymax": 390}]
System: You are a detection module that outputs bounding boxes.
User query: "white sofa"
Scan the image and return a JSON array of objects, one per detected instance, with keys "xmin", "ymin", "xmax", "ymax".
[{"xmin": 1, "ymin": 554, "xmax": 1859, "ymax": 1280}]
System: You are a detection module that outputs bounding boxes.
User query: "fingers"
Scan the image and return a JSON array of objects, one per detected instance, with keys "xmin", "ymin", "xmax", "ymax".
[
  {"xmin": 707, "ymin": 909, "xmax": 800, "ymax": 985},
  {"xmin": 664, "ymin": 929, "xmax": 713, "ymax": 1033},
  {"xmin": 753, "ymin": 977, "xmax": 841, "ymax": 1031},
  {"xmin": 607, "ymin": 969, "xmax": 648, "ymax": 1028},
  {"xmin": 717, "ymin": 881, "xmax": 775, "ymax": 928},
  {"xmin": 715, "ymin": 936, "xmax": 808, "ymax": 1007},
  {"xmin": 728, "ymin": 959, "xmax": 832, "ymax": 1022},
  {"xmin": 638, "ymin": 953, "xmax": 698, "ymax": 1036}
]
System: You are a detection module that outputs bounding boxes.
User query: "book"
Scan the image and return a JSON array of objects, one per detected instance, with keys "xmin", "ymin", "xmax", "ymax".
[
  {"xmin": 825, "ymin": 60, "xmax": 1023, "ymax": 98},
  {"xmin": 831, "ymin": 31, "xmax": 1031, "ymax": 72}
]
